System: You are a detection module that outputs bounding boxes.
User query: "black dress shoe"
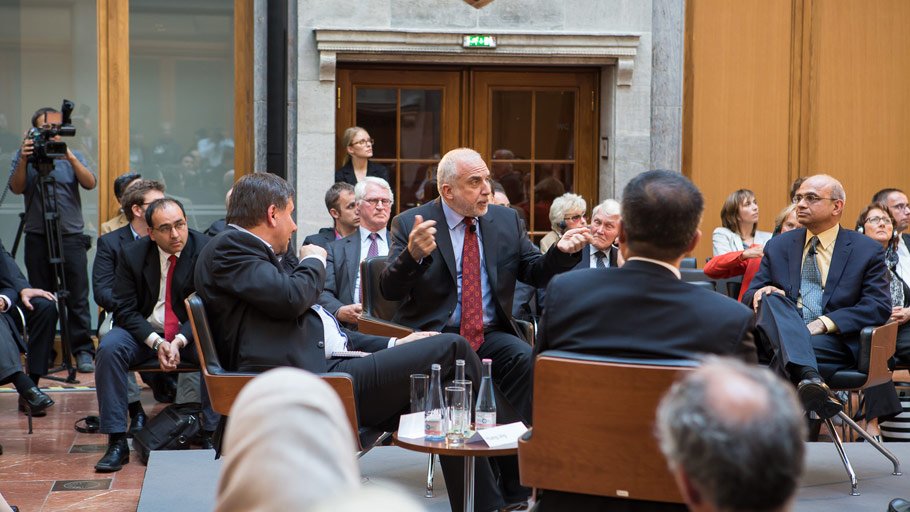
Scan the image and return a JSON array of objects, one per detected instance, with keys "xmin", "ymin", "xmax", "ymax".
[
  {"xmin": 18, "ymin": 386, "xmax": 54, "ymax": 416},
  {"xmin": 890, "ymin": 498, "xmax": 910, "ymax": 512},
  {"xmin": 200, "ymin": 430, "xmax": 215, "ymax": 450},
  {"xmin": 95, "ymin": 437, "xmax": 130, "ymax": 473},
  {"xmin": 797, "ymin": 378, "xmax": 842, "ymax": 419},
  {"xmin": 128, "ymin": 411, "xmax": 147, "ymax": 437}
]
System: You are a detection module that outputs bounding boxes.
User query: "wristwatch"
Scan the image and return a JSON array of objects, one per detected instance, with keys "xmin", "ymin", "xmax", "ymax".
[{"xmin": 152, "ymin": 338, "xmax": 165, "ymax": 352}]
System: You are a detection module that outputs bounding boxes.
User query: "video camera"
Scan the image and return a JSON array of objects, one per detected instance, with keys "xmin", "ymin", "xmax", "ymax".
[{"xmin": 27, "ymin": 99, "xmax": 77, "ymax": 174}]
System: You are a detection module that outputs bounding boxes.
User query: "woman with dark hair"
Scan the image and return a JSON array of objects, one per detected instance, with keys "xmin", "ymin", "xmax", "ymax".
[
  {"xmin": 856, "ymin": 203, "xmax": 910, "ymax": 369},
  {"xmin": 334, "ymin": 127, "xmax": 389, "ymax": 186},
  {"xmin": 712, "ymin": 189, "xmax": 772, "ymax": 256},
  {"xmin": 705, "ymin": 204, "xmax": 798, "ymax": 301}
]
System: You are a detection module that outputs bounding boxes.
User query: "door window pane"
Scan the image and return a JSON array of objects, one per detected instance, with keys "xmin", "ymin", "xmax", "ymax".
[
  {"xmin": 355, "ymin": 88, "xmax": 396, "ymax": 159},
  {"xmin": 130, "ymin": 0, "xmax": 234, "ymax": 231},
  {"xmin": 491, "ymin": 91, "xmax": 532, "ymax": 159},
  {"xmin": 533, "ymin": 164, "xmax": 574, "ymax": 232},
  {"xmin": 400, "ymin": 89, "xmax": 441, "ymax": 159},
  {"xmin": 535, "ymin": 91, "xmax": 575, "ymax": 160},
  {"xmin": 398, "ymin": 162, "xmax": 439, "ymax": 209}
]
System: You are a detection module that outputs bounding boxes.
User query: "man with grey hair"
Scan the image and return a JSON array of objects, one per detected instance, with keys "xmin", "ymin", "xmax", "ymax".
[
  {"xmin": 382, "ymin": 147, "xmax": 591, "ymax": 510},
  {"xmin": 656, "ymin": 356, "xmax": 806, "ymax": 512},
  {"xmin": 574, "ymin": 198, "xmax": 622, "ymax": 270},
  {"xmin": 319, "ymin": 176, "xmax": 394, "ymax": 326},
  {"xmin": 744, "ymin": 174, "xmax": 899, "ymax": 421}
]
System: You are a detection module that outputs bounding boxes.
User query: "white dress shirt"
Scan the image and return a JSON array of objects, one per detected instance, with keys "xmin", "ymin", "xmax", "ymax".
[{"xmin": 143, "ymin": 246, "xmax": 188, "ymax": 349}]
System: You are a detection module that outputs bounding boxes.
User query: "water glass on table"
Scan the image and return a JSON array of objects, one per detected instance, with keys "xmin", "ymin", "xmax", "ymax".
[
  {"xmin": 453, "ymin": 379, "xmax": 472, "ymax": 432},
  {"xmin": 445, "ymin": 385, "xmax": 467, "ymax": 446},
  {"xmin": 410, "ymin": 373, "xmax": 428, "ymax": 413}
]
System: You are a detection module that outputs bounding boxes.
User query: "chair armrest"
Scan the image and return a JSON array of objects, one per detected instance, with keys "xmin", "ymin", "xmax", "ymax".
[
  {"xmin": 860, "ymin": 322, "xmax": 898, "ymax": 388},
  {"xmin": 515, "ymin": 318, "xmax": 535, "ymax": 347},
  {"xmin": 358, "ymin": 315, "xmax": 414, "ymax": 338}
]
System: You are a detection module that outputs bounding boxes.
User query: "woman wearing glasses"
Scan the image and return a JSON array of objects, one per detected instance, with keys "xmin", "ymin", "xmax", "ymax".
[
  {"xmin": 335, "ymin": 126, "xmax": 389, "ymax": 186},
  {"xmin": 856, "ymin": 204, "xmax": 910, "ymax": 368},
  {"xmin": 712, "ymin": 189, "xmax": 772, "ymax": 258},
  {"xmin": 539, "ymin": 193, "xmax": 587, "ymax": 253}
]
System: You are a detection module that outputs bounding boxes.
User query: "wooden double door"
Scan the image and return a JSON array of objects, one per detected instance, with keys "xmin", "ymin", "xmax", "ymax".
[{"xmin": 336, "ymin": 66, "xmax": 598, "ymax": 237}]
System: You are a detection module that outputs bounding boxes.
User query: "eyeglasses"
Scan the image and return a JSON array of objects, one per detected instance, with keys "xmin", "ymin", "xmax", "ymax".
[
  {"xmin": 362, "ymin": 198, "xmax": 392, "ymax": 207},
  {"xmin": 350, "ymin": 138, "xmax": 374, "ymax": 147},
  {"xmin": 892, "ymin": 203, "xmax": 910, "ymax": 212},
  {"xmin": 792, "ymin": 194, "xmax": 837, "ymax": 205},
  {"xmin": 865, "ymin": 216, "xmax": 893, "ymax": 226},
  {"xmin": 153, "ymin": 220, "xmax": 187, "ymax": 235},
  {"xmin": 563, "ymin": 214, "xmax": 585, "ymax": 223}
]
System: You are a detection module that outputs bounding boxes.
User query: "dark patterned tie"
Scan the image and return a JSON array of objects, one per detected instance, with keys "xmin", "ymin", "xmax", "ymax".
[
  {"xmin": 800, "ymin": 236, "xmax": 823, "ymax": 324},
  {"xmin": 594, "ymin": 250, "xmax": 607, "ymax": 268},
  {"xmin": 367, "ymin": 232, "xmax": 379, "ymax": 258},
  {"xmin": 164, "ymin": 255, "xmax": 179, "ymax": 340},
  {"xmin": 460, "ymin": 217, "xmax": 484, "ymax": 351}
]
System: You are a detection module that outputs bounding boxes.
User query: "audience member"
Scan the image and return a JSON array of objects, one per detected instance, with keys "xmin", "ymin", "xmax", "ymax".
[
  {"xmin": 10, "ymin": 106, "xmax": 97, "ymax": 373},
  {"xmin": 303, "ymin": 182, "xmax": 360, "ymax": 249},
  {"xmin": 704, "ymin": 204, "xmax": 799, "ymax": 301},
  {"xmin": 335, "ymin": 126, "xmax": 389, "ymax": 186},
  {"xmin": 539, "ymin": 192, "xmax": 587, "ymax": 253},
  {"xmin": 491, "ymin": 186, "xmax": 537, "ymax": 322},
  {"xmin": 656, "ymin": 357, "xmax": 806, "ymax": 512},
  {"xmin": 319, "ymin": 177, "xmax": 392, "ymax": 327},
  {"xmin": 713, "ymin": 188, "xmax": 772, "ymax": 257},
  {"xmin": 854, "ymin": 204, "xmax": 908, "ymax": 432},
  {"xmin": 744, "ymin": 174, "xmax": 900, "ymax": 421},
  {"xmin": 1, "ymin": 241, "xmax": 56, "ymax": 416},
  {"xmin": 94, "ymin": 198, "xmax": 216, "ymax": 472},
  {"xmin": 381, "ymin": 148, "xmax": 590, "ymax": 509},
  {"xmin": 93, "ymin": 180, "xmax": 167, "ymax": 427},
  {"xmin": 194, "ymin": 172, "xmax": 499, "ymax": 510},
  {"xmin": 575, "ymin": 198, "xmax": 622, "ymax": 269},
  {"xmin": 216, "ymin": 368, "xmax": 423, "ymax": 512},
  {"xmin": 100, "ymin": 172, "xmax": 141, "ymax": 235},
  {"xmin": 872, "ymin": 188, "xmax": 910, "ymax": 366},
  {"xmin": 204, "ymin": 188, "xmax": 233, "ymax": 237}
]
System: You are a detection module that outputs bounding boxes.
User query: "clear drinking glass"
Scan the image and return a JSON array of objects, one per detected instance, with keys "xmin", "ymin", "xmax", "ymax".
[
  {"xmin": 410, "ymin": 374, "xmax": 428, "ymax": 413},
  {"xmin": 453, "ymin": 379, "xmax": 473, "ymax": 433},
  {"xmin": 445, "ymin": 385, "xmax": 467, "ymax": 446}
]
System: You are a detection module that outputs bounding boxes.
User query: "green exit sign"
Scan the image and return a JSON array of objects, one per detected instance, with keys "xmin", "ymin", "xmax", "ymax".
[{"xmin": 463, "ymin": 35, "xmax": 497, "ymax": 48}]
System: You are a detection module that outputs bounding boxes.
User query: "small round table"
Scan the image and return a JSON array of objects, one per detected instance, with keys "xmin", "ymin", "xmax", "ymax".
[{"xmin": 393, "ymin": 432, "xmax": 518, "ymax": 512}]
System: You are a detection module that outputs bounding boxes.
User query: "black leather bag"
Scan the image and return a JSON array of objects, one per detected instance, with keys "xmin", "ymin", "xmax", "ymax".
[{"xmin": 132, "ymin": 403, "xmax": 200, "ymax": 465}]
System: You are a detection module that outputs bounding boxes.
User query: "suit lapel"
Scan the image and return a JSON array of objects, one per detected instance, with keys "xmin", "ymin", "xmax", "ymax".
[
  {"xmin": 609, "ymin": 245, "xmax": 618, "ymax": 267},
  {"xmin": 430, "ymin": 199, "xmax": 457, "ymax": 283},
  {"xmin": 578, "ymin": 245, "xmax": 591, "ymax": 269},
  {"xmin": 171, "ymin": 234, "xmax": 195, "ymax": 308},
  {"xmin": 479, "ymin": 212, "xmax": 498, "ymax": 287},
  {"xmin": 142, "ymin": 242, "xmax": 160, "ymax": 304},
  {"xmin": 823, "ymin": 229, "xmax": 852, "ymax": 308},
  {"xmin": 788, "ymin": 230, "xmax": 805, "ymax": 300}
]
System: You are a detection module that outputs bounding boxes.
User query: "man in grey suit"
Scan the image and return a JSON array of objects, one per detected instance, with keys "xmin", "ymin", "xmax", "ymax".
[{"xmin": 319, "ymin": 177, "xmax": 393, "ymax": 328}]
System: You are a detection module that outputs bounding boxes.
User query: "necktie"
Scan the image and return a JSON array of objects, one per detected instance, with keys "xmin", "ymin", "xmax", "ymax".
[
  {"xmin": 367, "ymin": 232, "xmax": 379, "ymax": 259},
  {"xmin": 800, "ymin": 236, "xmax": 823, "ymax": 324},
  {"xmin": 460, "ymin": 217, "xmax": 484, "ymax": 351},
  {"xmin": 164, "ymin": 255, "xmax": 179, "ymax": 340},
  {"xmin": 594, "ymin": 250, "xmax": 607, "ymax": 268}
]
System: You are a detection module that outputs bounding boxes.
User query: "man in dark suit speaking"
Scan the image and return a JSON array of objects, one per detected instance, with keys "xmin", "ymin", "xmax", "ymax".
[
  {"xmin": 94, "ymin": 198, "xmax": 213, "ymax": 472},
  {"xmin": 744, "ymin": 174, "xmax": 898, "ymax": 420}
]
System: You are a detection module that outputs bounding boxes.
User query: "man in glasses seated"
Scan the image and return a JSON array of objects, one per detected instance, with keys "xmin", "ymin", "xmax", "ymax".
[
  {"xmin": 318, "ymin": 177, "xmax": 392, "ymax": 328},
  {"xmin": 871, "ymin": 187, "xmax": 910, "ymax": 366},
  {"xmin": 744, "ymin": 174, "xmax": 900, "ymax": 421}
]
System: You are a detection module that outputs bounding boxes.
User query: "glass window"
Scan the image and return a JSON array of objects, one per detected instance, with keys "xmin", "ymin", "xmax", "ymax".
[
  {"xmin": 129, "ymin": 0, "xmax": 234, "ymax": 232},
  {"xmin": 0, "ymin": 0, "xmax": 98, "ymax": 273}
]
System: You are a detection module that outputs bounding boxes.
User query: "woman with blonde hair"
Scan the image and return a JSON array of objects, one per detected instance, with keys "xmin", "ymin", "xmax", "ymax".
[
  {"xmin": 335, "ymin": 126, "xmax": 389, "ymax": 186},
  {"xmin": 713, "ymin": 189, "xmax": 772, "ymax": 256},
  {"xmin": 539, "ymin": 192, "xmax": 587, "ymax": 253}
]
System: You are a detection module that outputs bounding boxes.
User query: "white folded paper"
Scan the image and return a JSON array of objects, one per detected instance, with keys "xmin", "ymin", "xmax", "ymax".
[{"xmin": 397, "ymin": 412, "xmax": 425, "ymax": 439}]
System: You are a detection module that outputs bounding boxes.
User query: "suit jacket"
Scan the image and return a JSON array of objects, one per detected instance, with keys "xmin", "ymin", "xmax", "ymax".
[
  {"xmin": 93, "ymin": 224, "xmax": 141, "ymax": 312},
  {"xmin": 194, "ymin": 228, "xmax": 390, "ymax": 372},
  {"xmin": 381, "ymin": 199, "xmax": 580, "ymax": 336},
  {"xmin": 205, "ymin": 218, "xmax": 227, "ymax": 238},
  {"xmin": 303, "ymin": 227, "xmax": 337, "ymax": 250},
  {"xmin": 742, "ymin": 227, "xmax": 891, "ymax": 337},
  {"xmin": 0, "ymin": 241, "xmax": 29, "ymax": 352},
  {"xmin": 536, "ymin": 260, "xmax": 758, "ymax": 362},
  {"xmin": 319, "ymin": 231, "xmax": 361, "ymax": 318},
  {"xmin": 572, "ymin": 244, "xmax": 618, "ymax": 270},
  {"xmin": 112, "ymin": 229, "xmax": 209, "ymax": 345},
  {"xmin": 334, "ymin": 160, "xmax": 389, "ymax": 186}
]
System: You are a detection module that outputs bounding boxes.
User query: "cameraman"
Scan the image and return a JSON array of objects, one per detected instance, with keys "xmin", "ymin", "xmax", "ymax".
[{"xmin": 9, "ymin": 107, "xmax": 97, "ymax": 373}]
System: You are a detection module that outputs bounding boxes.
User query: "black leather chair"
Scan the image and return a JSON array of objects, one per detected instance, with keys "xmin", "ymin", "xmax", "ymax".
[
  {"xmin": 822, "ymin": 322, "xmax": 902, "ymax": 495},
  {"xmin": 680, "ymin": 257, "xmax": 697, "ymax": 269}
]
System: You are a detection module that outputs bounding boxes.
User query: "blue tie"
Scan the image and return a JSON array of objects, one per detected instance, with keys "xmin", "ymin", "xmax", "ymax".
[{"xmin": 800, "ymin": 236, "xmax": 823, "ymax": 324}]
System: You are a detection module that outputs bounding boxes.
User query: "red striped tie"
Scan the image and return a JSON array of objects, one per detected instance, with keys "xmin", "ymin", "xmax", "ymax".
[{"xmin": 460, "ymin": 217, "xmax": 484, "ymax": 351}]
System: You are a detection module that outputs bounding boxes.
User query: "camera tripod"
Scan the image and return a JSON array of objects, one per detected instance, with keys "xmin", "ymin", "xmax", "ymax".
[{"xmin": 12, "ymin": 164, "xmax": 79, "ymax": 384}]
